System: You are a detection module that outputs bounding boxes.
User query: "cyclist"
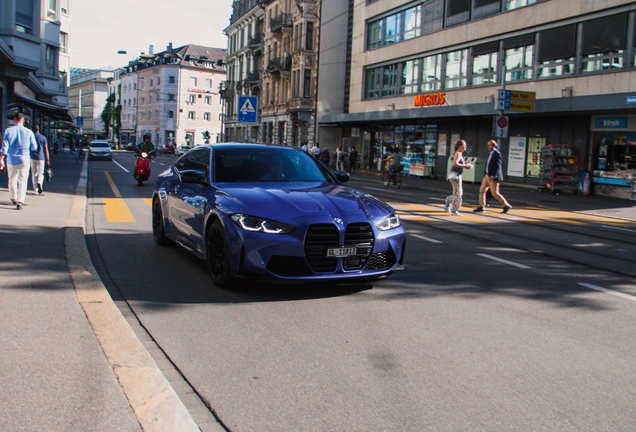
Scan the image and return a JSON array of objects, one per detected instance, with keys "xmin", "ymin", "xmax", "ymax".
[{"xmin": 384, "ymin": 147, "xmax": 402, "ymax": 177}]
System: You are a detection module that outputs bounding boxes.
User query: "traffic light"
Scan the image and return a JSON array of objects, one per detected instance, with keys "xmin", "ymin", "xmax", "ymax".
[{"xmin": 203, "ymin": 131, "xmax": 210, "ymax": 140}]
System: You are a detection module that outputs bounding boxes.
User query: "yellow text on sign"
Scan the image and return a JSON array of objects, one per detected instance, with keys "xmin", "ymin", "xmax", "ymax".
[
  {"xmin": 509, "ymin": 91, "xmax": 536, "ymax": 101},
  {"xmin": 509, "ymin": 101, "xmax": 535, "ymax": 112}
]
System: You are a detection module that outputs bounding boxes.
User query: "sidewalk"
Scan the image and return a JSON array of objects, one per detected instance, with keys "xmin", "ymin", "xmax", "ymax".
[
  {"xmin": 350, "ymin": 170, "xmax": 636, "ymax": 222},
  {"xmin": 0, "ymin": 151, "xmax": 198, "ymax": 432}
]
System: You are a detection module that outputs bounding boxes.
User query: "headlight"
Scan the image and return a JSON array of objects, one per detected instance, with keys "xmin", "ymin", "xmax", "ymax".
[
  {"xmin": 375, "ymin": 212, "xmax": 401, "ymax": 231},
  {"xmin": 231, "ymin": 214, "xmax": 296, "ymax": 234}
]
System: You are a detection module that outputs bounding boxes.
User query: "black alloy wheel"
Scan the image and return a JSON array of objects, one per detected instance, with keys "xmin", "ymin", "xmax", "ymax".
[
  {"xmin": 206, "ymin": 220, "xmax": 232, "ymax": 287},
  {"xmin": 152, "ymin": 199, "xmax": 173, "ymax": 246}
]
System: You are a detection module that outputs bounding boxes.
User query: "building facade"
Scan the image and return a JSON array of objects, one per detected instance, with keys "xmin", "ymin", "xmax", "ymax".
[
  {"xmin": 0, "ymin": 0, "xmax": 72, "ymax": 139},
  {"xmin": 120, "ymin": 44, "xmax": 226, "ymax": 148},
  {"xmin": 69, "ymin": 68, "xmax": 117, "ymax": 140},
  {"xmin": 222, "ymin": 0, "xmax": 320, "ymax": 147},
  {"xmin": 319, "ymin": 0, "xmax": 636, "ymax": 199}
]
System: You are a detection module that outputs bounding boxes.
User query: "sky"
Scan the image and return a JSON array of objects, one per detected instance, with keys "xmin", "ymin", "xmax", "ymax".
[{"xmin": 70, "ymin": 0, "xmax": 234, "ymax": 70}]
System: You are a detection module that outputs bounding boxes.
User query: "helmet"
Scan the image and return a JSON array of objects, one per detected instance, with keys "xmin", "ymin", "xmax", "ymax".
[{"xmin": 143, "ymin": 133, "xmax": 151, "ymax": 140}]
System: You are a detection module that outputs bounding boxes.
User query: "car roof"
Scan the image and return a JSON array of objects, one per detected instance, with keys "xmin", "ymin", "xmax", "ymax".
[{"xmin": 204, "ymin": 143, "xmax": 302, "ymax": 151}]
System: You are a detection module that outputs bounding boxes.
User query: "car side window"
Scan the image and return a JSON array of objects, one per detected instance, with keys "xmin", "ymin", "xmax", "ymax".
[{"xmin": 176, "ymin": 149, "xmax": 210, "ymax": 175}]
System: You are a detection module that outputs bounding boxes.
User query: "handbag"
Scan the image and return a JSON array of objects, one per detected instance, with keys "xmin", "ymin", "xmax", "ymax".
[{"xmin": 45, "ymin": 167, "xmax": 53, "ymax": 182}]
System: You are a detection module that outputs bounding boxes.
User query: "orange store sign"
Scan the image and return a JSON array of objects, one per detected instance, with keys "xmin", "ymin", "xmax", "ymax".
[{"xmin": 414, "ymin": 93, "xmax": 446, "ymax": 107}]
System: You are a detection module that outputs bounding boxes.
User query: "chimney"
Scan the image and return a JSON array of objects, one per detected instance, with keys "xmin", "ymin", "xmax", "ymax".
[
  {"xmin": 149, "ymin": 45, "xmax": 154, "ymax": 54},
  {"xmin": 167, "ymin": 42, "xmax": 173, "ymax": 52}
]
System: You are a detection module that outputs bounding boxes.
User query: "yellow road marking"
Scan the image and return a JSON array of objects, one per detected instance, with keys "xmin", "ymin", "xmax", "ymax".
[
  {"xmin": 104, "ymin": 172, "xmax": 122, "ymax": 198},
  {"xmin": 144, "ymin": 198, "xmax": 152, "ymax": 207},
  {"xmin": 102, "ymin": 198, "xmax": 135, "ymax": 222}
]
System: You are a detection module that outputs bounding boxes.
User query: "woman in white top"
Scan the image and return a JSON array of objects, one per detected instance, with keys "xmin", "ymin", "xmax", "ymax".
[{"xmin": 444, "ymin": 140, "xmax": 473, "ymax": 216}]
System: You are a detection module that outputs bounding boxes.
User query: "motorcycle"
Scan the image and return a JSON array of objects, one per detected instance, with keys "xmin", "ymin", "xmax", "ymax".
[{"xmin": 133, "ymin": 147, "xmax": 155, "ymax": 186}]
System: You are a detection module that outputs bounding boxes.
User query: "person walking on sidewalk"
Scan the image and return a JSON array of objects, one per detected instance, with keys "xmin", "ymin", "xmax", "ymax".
[
  {"xmin": 473, "ymin": 139, "xmax": 512, "ymax": 214},
  {"xmin": 336, "ymin": 144, "xmax": 345, "ymax": 172},
  {"xmin": 1, "ymin": 113, "xmax": 37, "ymax": 210},
  {"xmin": 445, "ymin": 140, "xmax": 473, "ymax": 216},
  {"xmin": 349, "ymin": 146, "xmax": 358, "ymax": 174},
  {"xmin": 31, "ymin": 125, "xmax": 50, "ymax": 195}
]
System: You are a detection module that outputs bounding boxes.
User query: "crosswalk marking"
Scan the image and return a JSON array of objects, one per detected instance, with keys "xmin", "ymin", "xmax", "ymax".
[
  {"xmin": 102, "ymin": 198, "xmax": 135, "ymax": 222},
  {"xmin": 144, "ymin": 198, "xmax": 152, "ymax": 207}
]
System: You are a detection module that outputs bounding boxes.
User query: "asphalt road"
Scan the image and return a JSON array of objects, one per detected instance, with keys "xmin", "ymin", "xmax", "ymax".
[{"xmin": 86, "ymin": 151, "xmax": 636, "ymax": 432}]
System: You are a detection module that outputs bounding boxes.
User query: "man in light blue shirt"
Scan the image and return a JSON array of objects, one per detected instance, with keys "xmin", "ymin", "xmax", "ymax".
[{"xmin": 1, "ymin": 113, "xmax": 37, "ymax": 210}]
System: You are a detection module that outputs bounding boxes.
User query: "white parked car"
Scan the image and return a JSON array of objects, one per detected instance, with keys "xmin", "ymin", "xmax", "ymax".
[
  {"xmin": 88, "ymin": 140, "xmax": 113, "ymax": 161},
  {"xmin": 175, "ymin": 145, "xmax": 192, "ymax": 156}
]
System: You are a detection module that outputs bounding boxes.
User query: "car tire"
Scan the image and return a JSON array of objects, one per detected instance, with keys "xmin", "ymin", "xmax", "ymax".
[
  {"xmin": 206, "ymin": 220, "xmax": 232, "ymax": 288},
  {"xmin": 152, "ymin": 198, "xmax": 173, "ymax": 246}
]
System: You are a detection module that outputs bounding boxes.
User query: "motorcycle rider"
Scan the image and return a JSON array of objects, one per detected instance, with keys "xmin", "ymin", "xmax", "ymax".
[{"xmin": 136, "ymin": 133, "xmax": 155, "ymax": 158}]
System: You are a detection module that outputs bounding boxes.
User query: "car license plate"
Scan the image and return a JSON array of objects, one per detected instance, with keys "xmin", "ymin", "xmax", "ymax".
[{"xmin": 326, "ymin": 247, "xmax": 357, "ymax": 257}]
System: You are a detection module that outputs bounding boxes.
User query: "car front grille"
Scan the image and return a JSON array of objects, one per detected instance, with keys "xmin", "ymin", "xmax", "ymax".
[
  {"xmin": 266, "ymin": 256, "xmax": 312, "ymax": 277},
  {"xmin": 304, "ymin": 224, "xmax": 339, "ymax": 272},
  {"xmin": 304, "ymin": 222, "xmax": 376, "ymax": 273},
  {"xmin": 365, "ymin": 248, "xmax": 397, "ymax": 271}
]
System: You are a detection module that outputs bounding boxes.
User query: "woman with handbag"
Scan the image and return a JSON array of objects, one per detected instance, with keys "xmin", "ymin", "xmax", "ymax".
[{"xmin": 444, "ymin": 140, "xmax": 473, "ymax": 216}]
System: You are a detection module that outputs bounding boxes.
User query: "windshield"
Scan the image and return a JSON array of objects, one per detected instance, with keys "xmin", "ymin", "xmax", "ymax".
[
  {"xmin": 91, "ymin": 142, "xmax": 110, "ymax": 148},
  {"xmin": 214, "ymin": 147, "xmax": 331, "ymax": 183}
]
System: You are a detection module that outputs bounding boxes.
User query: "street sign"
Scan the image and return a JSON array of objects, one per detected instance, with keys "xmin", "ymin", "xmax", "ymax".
[
  {"xmin": 76, "ymin": 116, "xmax": 83, "ymax": 126},
  {"xmin": 238, "ymin": 96, "xmax": 258, "ymax": 124},
  {"xmin": 497, "ymin": 89, "xmax": 536, "ymax": 112},
  {"xmin": 495, "ymin": 115, "xmax": 509, "ymax": 138}
]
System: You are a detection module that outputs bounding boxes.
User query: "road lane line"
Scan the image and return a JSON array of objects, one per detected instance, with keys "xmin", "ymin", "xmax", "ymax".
[
  {"xmin": 578, "ymin": 283, "xmax": 636, "ymax": 302},
  {"xmin": 104, "ymin": 172, "xmax": 122, "ymax": 198},
  {"xmin": 364, "ymin": 186, "xmax": 403, "ymax": 194},
  {"xmin": 144, "ymin": 198, "xmax": 152, "ymax": 207},
  {"xmin": 112, "ymin": 160, "xmax": 129, "ymax": 172},
  {"xmin": 102, "ymin": 198, "xmax": 136, "ymax": 222},
  {"xmin": 410, "ymin": 233, "xmax": 442, "ymax": 243},
  {"xmin": 477, "ymin": 253, "xmax": 531, "ymax": 269}
]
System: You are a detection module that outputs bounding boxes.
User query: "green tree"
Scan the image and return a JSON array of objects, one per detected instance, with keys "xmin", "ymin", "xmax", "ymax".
[{"xmin": 101, "ymin": 93, "xmax": 121, "ymax": 140}]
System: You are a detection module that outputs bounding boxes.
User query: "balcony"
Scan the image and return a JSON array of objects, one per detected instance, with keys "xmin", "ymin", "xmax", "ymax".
[
  {"xmin": 219, "ymin": 81, "xmax": 235, "ymax": 100},
  {"xmin": 248, "ymin": 34, "xmax": 263, "ymax": 47},
  {"xmin": 266, "ymin": 55, "xmax": 292, "ymax": 74},
  {"xmin": 270, "ymin": 13, "xmax": 292, "ymax": 32}
]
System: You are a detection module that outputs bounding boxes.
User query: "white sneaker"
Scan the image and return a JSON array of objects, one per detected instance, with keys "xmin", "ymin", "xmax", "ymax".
[
  {"xmin": 444, "ymin": 204, "xmax": 450, "ymax": 214},
  {"xmin": 450, "ymin": 211, "xmax": 463, "ymax": 216}
]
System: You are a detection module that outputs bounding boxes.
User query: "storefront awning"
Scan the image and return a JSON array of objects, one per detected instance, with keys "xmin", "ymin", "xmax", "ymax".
[{"xmin": 12, "ymin": 94, "xmax": 74, "ymax": 123}]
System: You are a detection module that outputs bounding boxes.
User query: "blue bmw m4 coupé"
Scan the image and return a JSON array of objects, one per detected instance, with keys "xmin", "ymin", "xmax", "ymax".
[{"xmin": 152, "ymin": 143, "xmax": 406, "ymax": 287}]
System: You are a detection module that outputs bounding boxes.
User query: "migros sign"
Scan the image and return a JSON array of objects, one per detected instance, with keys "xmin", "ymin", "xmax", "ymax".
[{"xmin": 414, "ymin": 92, "xmax": 445, "ymax": 107}]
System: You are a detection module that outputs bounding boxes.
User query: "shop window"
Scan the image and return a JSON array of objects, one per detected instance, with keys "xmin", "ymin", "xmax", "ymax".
[
  {"xmin": 538, "ymin": 25, "xmax": 576, "ymax": 78},
  {"xmin": 421, "ymin": 54, "xmax": 442, "ymax": 92},
  {"xmin": 400, "ymin": 59, "xmax": 420, "ymax": 94},
  {"xmin": 445, "ymin": 49, "xmax": 468, "ymax": 89}
]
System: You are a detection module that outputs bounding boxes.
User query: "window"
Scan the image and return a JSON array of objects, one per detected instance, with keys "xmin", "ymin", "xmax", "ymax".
[
  {"xmin": 133, "ymin": 98, "xmax": 137, "ymax": 106},
  {"xmin": 140, "ymin": 79, "xmax": 145, "ymax": 90},
  {"xmin": 61, "ymin": 0, "xmax": 68, "ymax": 14},
  {"xmin": 150, "ymin": 78, "xmax": 153, "ymax": 87},
  {"xmin": 149, "ymin": 94, "xmax": 152, "ymax": 104},
  {"xmin": 189, "ymin": 95, "xmax": 196, "ymax": 104},
  {"xmin": 205, "ymin": 78, "xmax": 213, "ymax": 88},
  {"xmin": 133, "ymin": 83, "xmax": 137, "ymax": 90},
  {"xmin": 382, "ymin": 64, "xmax": 399, "ymax": 96},
  {"xmin": 168, "ymin": 93, "xmax": 175, "ymax": 101},
  {"xmin": 400, "ymin": 59, "xmax": 419, "ymax": 94},
  {"xmin": 445, "ymin": 49, "xmax": 468, "ymax": 88},
  {"xmin": 157, "ymin": 77, "xmax": 160, "ymax": 85},
  {"xmin": 472, "ymin": 42, "xmax": 499, "ymax": 85},
  {"xmin": 474, "ymin": 0, "xmax": 500, "ymax": 19},
  {"xmin": 303, "ymin": 70, "xmax": 312, "ymax": 98},
  {"xmin": 168, "ymin": 111, "xmax": 174, "ymax": 118},
  {"xmin": 169, "ymin": 75, "xmax": 175, "ymax": 84},
  {"xmin": 60, "ymin": 32, "xmax": 68, "ymax": 54},
  {"xmin": 365, "ymin": 68, "xmax": 381, "ymax": 99},
  {"xmin": 205, "ymin": 96, "xmax": 211, "ymax": 104},
  {"xmin": 384, "ymin": 14, "xmax": 402, "ymax": 45},
  {"xmin": 141, "ymin": 112, "xmax": 145, "ymax": 121},
  {"xmin": 446, "ymin": 0, "xmax": 470, "ymax": 27},
  {"xmin": 45, "ymin": 45, "xmax": 57, "ymax": 75},
  {"xmin": 505, "ymin": 0, "xmax": 543, "ymax": 11},
  {"xmin": 47, "ymin": 0, "xmax": 57, "ymax": 19},
  {"xmin": 538, "ymin": 25, "xmax": 575, "ymax": 78},
  {"xmin": 141, "ymin": 96, "xmax": 145, "ymax": 105},
  {"xmin": 188, "ymin": 111, "xmax": 195, "ymax": 120},
  {"xmin": 504, "ymin": 34, "xmax": 534, "ymax": 81},
  {"xmin": 306, "ymin": 22, "xmax": 314, "ymax": 50},
  {"xmin": 204, "ymin": 112, "xmax": 211, "ymax": 121},
  {"xmin": 421, "ymin": 54, "xmax": 442, "ymax": 91},
  {"xmin": 156, "ymin": 110, "xmax": 159, "ymax": 120},
  {"xmin": 132, "ymin": 114, "xmax": 136, "ymax": 122},
  {"xmin": 148, "ymin": 111, "xmax": 152, "ymax": 120},
  {"xmin": 581, "ymin": 14, "xmax": 626, "ymax": 73},
  {"xmin": 190, "ymin": 76, "xmax": 198, "ymax": 87},
  {"xmin": 367, "ymin": 3, "xmax": 438, "ymax": 51}
]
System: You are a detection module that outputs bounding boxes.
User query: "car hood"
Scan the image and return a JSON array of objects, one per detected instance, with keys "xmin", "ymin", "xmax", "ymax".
[{"xmin": 216, "ymin": 182, "xmax": 394, "ymax": 221}]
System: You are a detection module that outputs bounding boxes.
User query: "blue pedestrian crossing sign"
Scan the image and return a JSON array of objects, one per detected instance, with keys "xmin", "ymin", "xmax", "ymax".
[{"xmin": 238, "ymin": 96, "xmax": 258, "ymax": 124}]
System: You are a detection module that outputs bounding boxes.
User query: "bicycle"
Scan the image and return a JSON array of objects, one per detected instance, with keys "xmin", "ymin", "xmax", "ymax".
[{"xmin": 382, "ymin": 166, "xmax": 402, "ymax": 188}]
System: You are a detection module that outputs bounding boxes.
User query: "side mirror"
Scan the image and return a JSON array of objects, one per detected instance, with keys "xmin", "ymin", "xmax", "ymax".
[
  {"xmin": 179, "ymin": 170, "xmax": 207, "ymax": 184},
  {"xmin": 335, "ymin": 171, "xmax": 350, "ymax": 183}
]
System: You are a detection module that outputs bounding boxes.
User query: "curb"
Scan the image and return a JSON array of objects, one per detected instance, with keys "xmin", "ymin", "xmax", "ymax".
[{"xmin": 65, "ymin": 159, "xmax": 200, "ymax": 432}]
